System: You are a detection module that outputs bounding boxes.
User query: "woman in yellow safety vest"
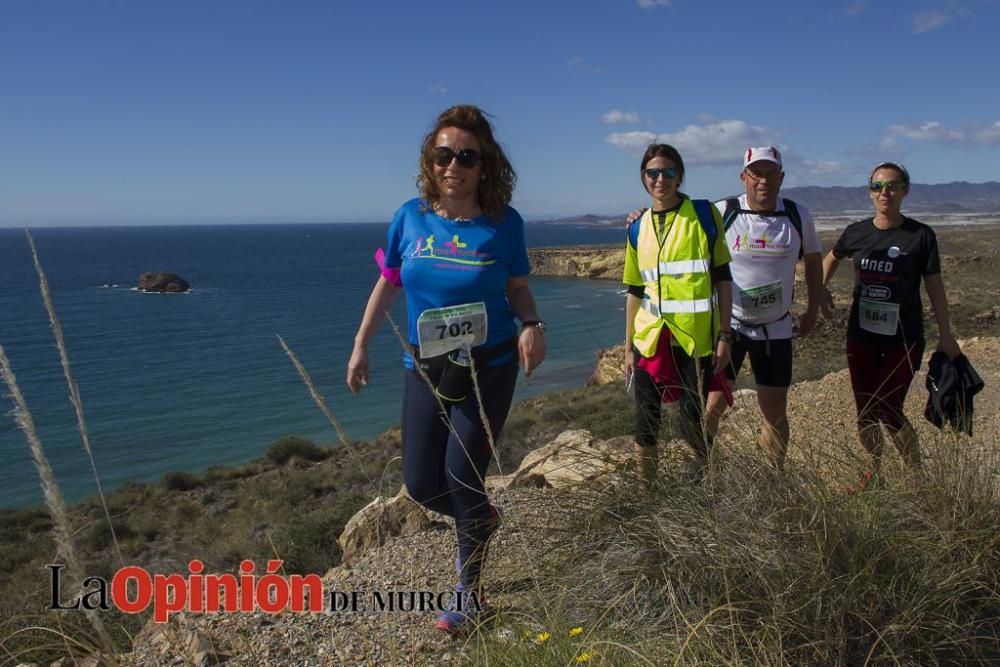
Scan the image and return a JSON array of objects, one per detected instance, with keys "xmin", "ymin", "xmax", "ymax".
[{"xmin": 623, "ymin": 143, "xmax": 733, "ymax": 483}]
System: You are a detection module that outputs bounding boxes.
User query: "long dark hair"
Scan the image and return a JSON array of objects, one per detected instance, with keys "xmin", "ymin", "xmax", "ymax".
[{"xmin": 417, "ymin": 105, "xmax": 516, "ymax": 222}]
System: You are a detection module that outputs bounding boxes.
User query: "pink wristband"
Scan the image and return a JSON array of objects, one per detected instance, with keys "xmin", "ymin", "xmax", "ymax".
[{"xmin": 374, "ymin": 248, "xmax": 402, "ymax": 287}]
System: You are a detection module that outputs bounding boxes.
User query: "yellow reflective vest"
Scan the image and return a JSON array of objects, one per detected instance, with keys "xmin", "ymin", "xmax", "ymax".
[{"xmin": 630, "ymin": 200, "xmax": 723, "ymax": 358}]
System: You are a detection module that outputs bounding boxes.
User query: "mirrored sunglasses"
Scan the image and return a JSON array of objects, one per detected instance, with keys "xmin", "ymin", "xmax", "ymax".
[
  {"xmin": 869, "ymin": 180, "xmax": 906, "ymax": 192},
  {"xmin": 642, "ymin": 167, "xmax": 678, "ymax": 180}
]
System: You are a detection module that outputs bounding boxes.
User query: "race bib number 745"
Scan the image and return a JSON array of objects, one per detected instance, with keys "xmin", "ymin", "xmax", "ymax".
[
  {"xmin": 416, "ymin": 302, "xmax": 488, "ymax": 358},
  {"xmin": 738, "ymin": 280, "xmax": 783, "ymax": 320}
]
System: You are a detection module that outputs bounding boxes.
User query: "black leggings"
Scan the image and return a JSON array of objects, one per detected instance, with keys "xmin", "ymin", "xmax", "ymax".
[
  {"xmin": 634, "ymin": 346, "xmax": 714, "ymax": 458},
  {"xmin": 401, "ymin": 360, "xmax": 518, "ymax": 588}
]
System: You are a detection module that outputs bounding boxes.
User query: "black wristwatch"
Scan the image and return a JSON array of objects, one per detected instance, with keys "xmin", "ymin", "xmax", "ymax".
[
  {"xmin": 719, "ymin": 329, "xmax": 734, "ymax": 343},
  {"xmin": 521, "ymin": 320, "xmax": 548, "ymax": 334}
]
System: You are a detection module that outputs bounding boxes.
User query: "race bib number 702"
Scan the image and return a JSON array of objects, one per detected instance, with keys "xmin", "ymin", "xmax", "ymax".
[{"xmin": 416, "ymin": 302, "xmax": 488, "ymax": 358}]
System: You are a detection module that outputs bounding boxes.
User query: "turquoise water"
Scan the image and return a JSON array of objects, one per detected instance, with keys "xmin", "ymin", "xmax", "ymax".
[{"xmin": 0, "ymin": 223, "xmax": 625, "ymax": 507}]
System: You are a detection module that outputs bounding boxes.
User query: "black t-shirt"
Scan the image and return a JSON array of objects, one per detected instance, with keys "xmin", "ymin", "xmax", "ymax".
[{"xmin": 832, "ymin": 216, "xmax": 940, "ymax": 344}]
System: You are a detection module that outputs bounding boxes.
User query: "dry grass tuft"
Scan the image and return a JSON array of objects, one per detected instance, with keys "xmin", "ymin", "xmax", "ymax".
[
  {"xmin": 0, "ymin": 346, "xmax": 115, "ymax": 656},
  {"xmin": 25, "ymin": 230, "xmax": 124, "ymax": 568},
  {"xmin": 467, "ymin": 413, "xmax": 1000, "ymax": 666}
]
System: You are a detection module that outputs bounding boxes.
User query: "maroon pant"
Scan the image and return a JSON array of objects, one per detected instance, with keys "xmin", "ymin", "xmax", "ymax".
[{"xmin": 846, "ymin": 337, "xmax": 924, "ymax": 430}]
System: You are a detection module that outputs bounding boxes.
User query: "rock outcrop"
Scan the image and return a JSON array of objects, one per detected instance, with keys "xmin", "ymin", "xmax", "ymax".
[
  {"xmin": 504, "ymin": 429, "xmax": 632, "ymax": 488},
  {"xmin": 336, "ymin": 431, "xmax": 633, "ymax": 565},
  {"xmin": 588, "ymin": 344, "xmax": 627, "ymax": 385},
  {"xmin": 337, "ymin": 487, "xmax": 443, "ymax": 566},
  {"xmin": 527, "ymin": 246, "xmax": 623, "ymax": 279},
  {"xmin": 138, "ymin": 272, "xmax": 191, "ymax": 293}
]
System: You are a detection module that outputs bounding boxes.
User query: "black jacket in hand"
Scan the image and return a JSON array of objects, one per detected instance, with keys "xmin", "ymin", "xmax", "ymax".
[{"xmin": 924, "ymin": 351, "xmax": 984, "ymax": 436}]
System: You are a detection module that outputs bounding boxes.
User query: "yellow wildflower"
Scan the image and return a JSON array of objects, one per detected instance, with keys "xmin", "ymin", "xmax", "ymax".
[
  {"xmin": 577, "ymin": 650, "xmax": 596, "ymax": 663},
  {"xmin": 536, "ymin": 631, "xmax": 551, "ymax": 643},
  {"xmin": 569, "ymin": 626, "xmax": 584, "ymax": 637}
]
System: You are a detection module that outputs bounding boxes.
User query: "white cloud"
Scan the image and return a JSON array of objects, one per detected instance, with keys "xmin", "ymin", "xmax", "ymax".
[
  {"xmin": 601, "ymin": 110, "xmax": 640, "ymax": 125},
  {"xmin": 568, "ymin": 56, "xmax": 601, "ymax": 74},
  {"xmin": 803, "ymin": 160, "xmax": 847, "ymax": 176},
  {"xmin": 605, "ymin": 119, "xmax": 782, "ymax": 166},
  {"xmin": 637, "ymin": 0, "xmax": 673, "ymax": 7},
  {"xmin": 975, "ymin": 120, "xmax": 1000, "ymax": 143},
  {"xmin": 843, "ymin": 0, "xmax": 864, "ymax": 16},
  {"xmin": 912, "ymin": 10, "xmax": 951, "ymax": 33},
  {"xmin": 886, "ymin": 120, "xmax": 966, "ymax": 145},
  {"xmin": 881, "ymin": 119, "xmax": 1000, "ymax": 149},
  {"xmin": 429, "ymin": 84, "xmax": 448, "ymax": 95},
  {"xmin": 605, "ymin": 131, "xmax": 658, "ymax": 153}
]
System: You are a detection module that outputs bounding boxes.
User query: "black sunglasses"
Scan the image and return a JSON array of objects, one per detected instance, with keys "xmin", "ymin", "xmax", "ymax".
[{"xmin": 431, "ymin": 146, "xmax": 482, "ymax": 168}]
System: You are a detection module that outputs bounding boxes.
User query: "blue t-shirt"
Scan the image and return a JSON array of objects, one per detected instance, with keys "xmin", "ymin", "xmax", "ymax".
[{"xmin": 383, "ymin": 198, "xmax": 531, "ymax": 368}]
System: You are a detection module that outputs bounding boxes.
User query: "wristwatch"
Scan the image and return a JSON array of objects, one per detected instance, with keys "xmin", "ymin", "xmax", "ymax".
[
  {"xmin": 521, "ymin": 320, "xmax": 548, "ymax": 333},
  {"xmin": 719, "ymin": 329, "xmax": 734, "ymax": 343}
]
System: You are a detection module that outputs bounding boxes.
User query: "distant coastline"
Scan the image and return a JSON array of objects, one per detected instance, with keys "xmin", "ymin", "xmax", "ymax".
[
  {"xmin": 528, "ymin": 180, "xmax": 1000, "ymax": 228},
  {"xmin": 530, "ymin": 210, "xmax": 1000, "ymax": 232}
]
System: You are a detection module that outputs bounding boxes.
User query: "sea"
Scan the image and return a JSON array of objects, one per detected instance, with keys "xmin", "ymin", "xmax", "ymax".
[{"xmin": 0, "ymin": 223, "xmax": 626, "ymax": 508}]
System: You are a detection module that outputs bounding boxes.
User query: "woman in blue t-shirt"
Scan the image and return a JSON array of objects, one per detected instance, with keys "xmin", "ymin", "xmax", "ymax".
[{"xmin": 347, "ymin": 105, "xmax": 545, "ymax": 634}]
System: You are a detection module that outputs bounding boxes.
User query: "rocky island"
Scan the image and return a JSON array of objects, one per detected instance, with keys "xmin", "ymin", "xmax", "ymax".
[{"xmin": 138, "ymin": 272, "xmax": 191, "ymax": 293}]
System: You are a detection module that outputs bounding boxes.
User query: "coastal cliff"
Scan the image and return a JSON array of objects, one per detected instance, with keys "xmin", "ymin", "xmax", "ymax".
[{"xmin": 527, "ymin": 245, "xmax": 623, "ymax": 279}]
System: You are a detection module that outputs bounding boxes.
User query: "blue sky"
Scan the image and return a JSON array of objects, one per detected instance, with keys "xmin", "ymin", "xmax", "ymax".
[{"xmin": 1, "ymin": 0, "xmax": 998, "ymax": 226}]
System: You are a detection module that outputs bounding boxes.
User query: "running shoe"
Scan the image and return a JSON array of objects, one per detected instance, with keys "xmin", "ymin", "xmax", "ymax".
[{"xmin": 435, "ymin": 583, "xmax": 488, "ymax": 636}]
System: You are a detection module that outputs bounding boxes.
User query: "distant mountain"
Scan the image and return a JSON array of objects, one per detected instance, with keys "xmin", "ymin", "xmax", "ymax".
[
  {"xmin": 530, "ymin": 213, "xmax": 626, "ymax": 226},
  {"xmin": 769, "ymin": 181, "xmax": 1000, "ymax": 214},
  {"xmin": 530, "ymin": 181, "xmax": 1000, "ymax": 225}
]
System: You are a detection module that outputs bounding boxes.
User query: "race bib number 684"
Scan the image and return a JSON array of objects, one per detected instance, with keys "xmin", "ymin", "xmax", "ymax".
[{"xmin": 859, "ymin": 298, "xmax": 899, "ymax": 336}]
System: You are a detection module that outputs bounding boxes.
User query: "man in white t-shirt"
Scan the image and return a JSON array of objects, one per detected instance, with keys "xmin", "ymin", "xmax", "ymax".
[{"xmin": 704, "ymin": 146, "xmax": 824, "ymax": 469}]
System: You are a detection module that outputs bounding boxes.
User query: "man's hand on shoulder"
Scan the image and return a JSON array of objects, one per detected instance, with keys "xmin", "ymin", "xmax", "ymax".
[{"xmin": 626, "ymin": 207, "xmax": 646, "ymax": 225}]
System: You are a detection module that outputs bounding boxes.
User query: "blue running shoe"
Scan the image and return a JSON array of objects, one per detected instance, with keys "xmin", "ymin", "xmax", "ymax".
[{"xmin": 435, "ymin": 583, "xmax": 487, "ymax": 636}]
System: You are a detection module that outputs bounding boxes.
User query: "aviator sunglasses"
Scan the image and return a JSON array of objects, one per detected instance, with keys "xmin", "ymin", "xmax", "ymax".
[
  {"xmin": 643, "ymin": 167, "xmax": 678, "ymax": 180},
  {"xmin": 869, "ymin": 180, "xmax": 906, "ymax": 192},
  {"xmin": 431, "ymin": 146, "xmax": 482, "ymax": 168}
]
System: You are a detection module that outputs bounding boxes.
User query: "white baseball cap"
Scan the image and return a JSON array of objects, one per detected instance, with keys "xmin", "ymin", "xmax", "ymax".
[{"xmin": 743, "ymin": 146, "xmax": 782, "ymax": 169}]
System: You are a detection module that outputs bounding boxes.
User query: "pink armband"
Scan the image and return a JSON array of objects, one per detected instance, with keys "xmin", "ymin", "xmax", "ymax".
[{"xmin": 374, "ymin": 248, "xmax": 402, "ymax": 287}]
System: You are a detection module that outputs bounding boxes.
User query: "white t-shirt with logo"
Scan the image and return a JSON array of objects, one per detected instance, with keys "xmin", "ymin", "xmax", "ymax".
[{"xmin": 715, "ymin": 195, "xmax": 822, "ymax": 340}]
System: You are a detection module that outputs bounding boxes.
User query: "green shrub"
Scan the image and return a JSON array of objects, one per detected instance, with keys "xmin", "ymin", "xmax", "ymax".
[
  {"xmin": 266, "ymin": 435, "xmax": 331, "ymax": 465},
  {"xmin": 272, "ymin": 504, "xmax": 349, "ymax": 574},
  {"xmin": 160, "ymin": 470, "xmax": 201, "ymax": 491}
]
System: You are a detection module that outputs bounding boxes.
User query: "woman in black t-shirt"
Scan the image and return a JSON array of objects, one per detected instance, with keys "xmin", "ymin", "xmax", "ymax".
[{"xmin": 821, "ymin": 162, "xmax": 959, "ymax": 490}]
